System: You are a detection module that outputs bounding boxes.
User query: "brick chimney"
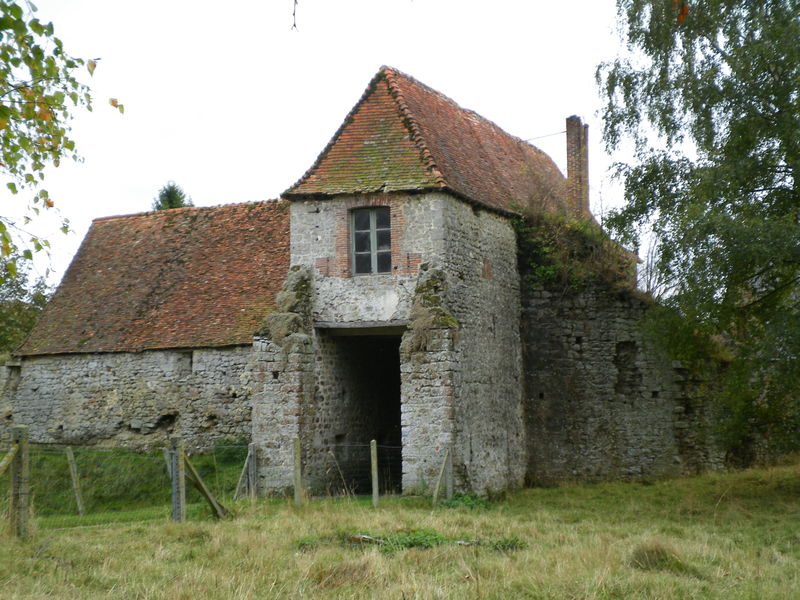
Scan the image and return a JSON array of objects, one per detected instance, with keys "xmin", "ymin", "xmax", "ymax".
[{"xmin": 566, "ymin": 115, "xmax": 589, "ymax": 217}]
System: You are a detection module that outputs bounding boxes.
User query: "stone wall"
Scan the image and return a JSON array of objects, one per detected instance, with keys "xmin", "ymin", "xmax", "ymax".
[
  {"xmin": 1, "ymin": 346, "xmax": 254, "ymax": 449},
  {"xmin": 283, "ymin": 192, "xmax": 527, "ymax": 495},
  {"xmin": 250, "ymin": 333, "xmax": 314, "ymax": 494},
  {"xmin": 438, "ymin": 198, "xmax": 527, "ymax": 494},
  {"xmin": 399, "ymin": 323, "xmax": 457, "ymax": 494},
  {"xmin": 522, "ymin": 287, "xmax": 722, "ymax": 484}
]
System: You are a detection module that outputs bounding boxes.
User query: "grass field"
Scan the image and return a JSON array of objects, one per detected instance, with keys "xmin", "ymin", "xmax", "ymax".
[{"xmin": 2, "ymin": 460, "xmax": 799, "ymax": 599}]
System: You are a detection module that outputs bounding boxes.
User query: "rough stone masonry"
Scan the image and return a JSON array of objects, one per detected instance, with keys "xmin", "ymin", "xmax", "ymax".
[{"xmin": 0, "ymin": 66, "xmax": 722, "ymax": 494}]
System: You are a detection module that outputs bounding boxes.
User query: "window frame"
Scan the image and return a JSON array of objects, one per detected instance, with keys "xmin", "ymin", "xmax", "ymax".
[{"xmin": 350, "ymin": 206, "xmax": 391, "ymax": 275}]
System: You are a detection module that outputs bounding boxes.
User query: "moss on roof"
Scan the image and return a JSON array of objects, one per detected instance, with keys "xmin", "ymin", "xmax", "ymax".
[
  {"xmin": 18, "ymin": 200, "xmax": 290, "ymax": 355},
  {"xmin": 285, "ymin": 66, "xmax": 571, "ymax": 217}
]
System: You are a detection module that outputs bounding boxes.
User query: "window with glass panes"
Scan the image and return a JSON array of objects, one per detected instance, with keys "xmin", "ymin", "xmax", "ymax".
[{"xmin": 351, "ymin": 207, "xmax": 391, "ymax": 274}]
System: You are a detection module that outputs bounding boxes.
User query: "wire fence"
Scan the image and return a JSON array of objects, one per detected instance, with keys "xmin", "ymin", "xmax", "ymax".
[
  {"xmin": 18, "ymin": 442, "xmax": 248, "ymax": 530},
  {"xmin": 321, "ymin": 443, "xmax": 402, "ymax": 496},
  {"xmin": 4, "ymin": 433, "xmax": 456, "ymax": 538},
  {"xmin": 0, "ymin": 443, "xmax": 10, "ymax": 523}
]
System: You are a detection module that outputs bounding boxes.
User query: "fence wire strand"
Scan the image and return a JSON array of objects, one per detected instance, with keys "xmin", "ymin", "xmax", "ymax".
[
  {"xmin": 23, "ymin": 442, "xmax": 248, "ymax": 529},
  {"xmin": 317, "ymin": 443, "xmax": 402, "ymax": 496}
]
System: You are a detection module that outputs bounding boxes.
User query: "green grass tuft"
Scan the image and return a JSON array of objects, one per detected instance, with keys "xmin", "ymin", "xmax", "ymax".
[{"xmin": 629, "ymin": 540, "xmax": 704, "ymax": 578}]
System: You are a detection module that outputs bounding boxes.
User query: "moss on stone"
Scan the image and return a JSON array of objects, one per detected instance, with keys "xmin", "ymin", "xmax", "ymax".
[
  {"xmin": 254, "ymin": 266, "xmax": 312, "ymax": 348},
  {"xmin": 402, "ymin": 267, "xmax": 459, "ymax": 357},
  {"xmin": 255, "ymin": 312, "xmax": 303, "ymax": 343}
]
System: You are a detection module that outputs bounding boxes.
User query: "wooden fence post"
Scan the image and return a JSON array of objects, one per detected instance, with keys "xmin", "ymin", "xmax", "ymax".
[
  {"xmin": 183, "ymin": 454, "xmax": 227, "ymax": 520},
  {"xmin": 65, "ymin": 447, "xmax": 85, "ymax": 516},
  {"xmin": 431, "ymin": 447, "xmax": 450, "ymax": 507},
  {"xmin": 445, "ymin": 445, "xmax": 454, "ymax": 501},
  {"xmin": 10, "ymin": 426, "xmax": 30, "ymax": 539},
  {"xmin": 170, "ymin": 438, "xmax": 186, "ymax": 522},
  {"xmin": 293, "ymin": 437, "xmax": 304, "ymax": 507},
  {"xmin": 247, "ymin": 443, "xmax": 258, "ymax": 500},
  {"xmin": 163, "ymin": 448, "xmax": 173, "ymax": 481},
  {"xmin": 370, "ymin": 440, "xmax": 379, "ymax": 508}
]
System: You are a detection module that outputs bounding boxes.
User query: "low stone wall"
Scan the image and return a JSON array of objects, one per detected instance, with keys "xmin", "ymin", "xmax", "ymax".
[
  {"xmin": 522, "ymin": 287, "xmax": 723, "ymax": 484},
  {"xmin": 1, "ymin": 346, "xmax": 254, "ymax": 449}
]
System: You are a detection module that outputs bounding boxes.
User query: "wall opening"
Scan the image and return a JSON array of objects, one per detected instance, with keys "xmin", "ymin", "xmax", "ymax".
[{"xmin": 319, "ymin": 331, "xmax": 402, "ymax": 494}]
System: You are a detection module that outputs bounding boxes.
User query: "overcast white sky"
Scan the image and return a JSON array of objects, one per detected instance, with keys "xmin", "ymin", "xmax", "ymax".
[{"xmin": 7, "ymin": 0, "xmax": 626, "ymax": 285}]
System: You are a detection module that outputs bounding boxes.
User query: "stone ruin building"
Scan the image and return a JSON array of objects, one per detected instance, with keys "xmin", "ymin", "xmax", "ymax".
[{"xmin": 0, "ymin": 67, "xmax": 720, "ymax": 495}]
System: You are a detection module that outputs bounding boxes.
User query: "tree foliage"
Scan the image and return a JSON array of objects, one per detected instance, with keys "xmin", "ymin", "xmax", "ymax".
[
  {"xmin": 598, "ymin": 1, "xmax": 800, "ymax": 459},
  {"xmin": 0, "ymin": 1, "xmax": 119, "ymax": 279},
  {"xmin": 152, "ymin": 181, "xmax": 193, "ymax": 211},
  {"xmin": 0, "ymin": 251, "xmax": 49, "ymax": 359}
]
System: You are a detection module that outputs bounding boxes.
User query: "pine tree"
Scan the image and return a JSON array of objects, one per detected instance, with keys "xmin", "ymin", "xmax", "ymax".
[{"xmin": 152, "ymin": 182, "xmax": 193, "ymax": 210}]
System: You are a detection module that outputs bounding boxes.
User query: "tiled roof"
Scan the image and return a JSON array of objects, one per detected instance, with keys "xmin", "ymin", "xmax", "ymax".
[
  {"xmin": 18, "ymin": 201, "xmax": 290, "ymax": 356},
  {"xmin": 284, "ymin": 66, "xmax": 569, "ymax": 216}
]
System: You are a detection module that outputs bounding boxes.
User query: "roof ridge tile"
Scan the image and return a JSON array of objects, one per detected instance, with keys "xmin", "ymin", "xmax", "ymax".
[
  {"xmin": 381, "ymin": 66, "xmax": 446, "ymax": 186},
  {"xmin": 283, "ymin": 66, "xmax": 570, "ymax": 216}
]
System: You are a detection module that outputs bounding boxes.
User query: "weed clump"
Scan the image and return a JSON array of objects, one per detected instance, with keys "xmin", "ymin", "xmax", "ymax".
[
  {"xmin": 513, "ymin": 213, "xmax": 636, "ymax": 294},
  {"xmin": 381, "ymin": 528, "xmax": 447, "ymax": 553},
  {"xmin": 487, "ymin": 535, "xmax": 527, "ymax": 552},
  {"xmin": 295, "ymin": 535, "xmax": 319, "ymax": 552},
  {"xmin": 629, "ymin": 541, "xmax": 703, "ymax": 578}
]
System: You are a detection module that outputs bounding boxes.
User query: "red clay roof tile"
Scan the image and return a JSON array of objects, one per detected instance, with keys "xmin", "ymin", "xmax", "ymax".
[
  {"xmin": 284, "ymin": 66, "xmax": 569, "ymax": 216},
  {"xmin": 18, "ymin": 200, "xmax": 290, "ymax": 355}
]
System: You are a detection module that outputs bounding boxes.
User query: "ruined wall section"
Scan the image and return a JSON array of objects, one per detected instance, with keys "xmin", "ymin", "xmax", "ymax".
[
  {"xmin": 522, "ymin": 287, "xmax": 722, "ymax": 483},
  {"xmin": 249, "ymin": 266, "xmax": 315, "ymax": 494},
  {"xmin": 399, "ymin": 267, "xmax": 458, "ymax": 494},
  {"xmin": 5, "ymin": 346, "xmax": 254, "ymax": 449},
  {"xmin": 438, "ymin": 197, "xmax": 527, "ymax": 494},
  {"xmin": 249, "ymin": 333, "xmax": 313, "ymax": 493}
]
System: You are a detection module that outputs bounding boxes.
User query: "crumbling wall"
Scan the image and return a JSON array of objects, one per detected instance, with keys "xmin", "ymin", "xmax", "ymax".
[
  {"xmin": 4, "ymin": 346, "xmax": 254, "ymax": 450},
  {"xmin": 398, "ymin": 266, "xmax": 459, "ymax": 494},
  {"xmin": 249, "ymin": 266, "xmax": 315, "ymax": 494},
  {"xmin": 522, "ymin": 287, "xmax": 722, "ymax": 484}
]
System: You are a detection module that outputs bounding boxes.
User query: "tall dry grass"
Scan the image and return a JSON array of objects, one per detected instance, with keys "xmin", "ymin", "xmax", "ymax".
[{"xmin": 2, "ymin": 460, "xmax": 799, "ymax": 599}]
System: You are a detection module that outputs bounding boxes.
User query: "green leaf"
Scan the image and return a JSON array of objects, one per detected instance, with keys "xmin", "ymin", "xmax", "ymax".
[
  {"xmin": 29, "ymin": 18, "xmax": 43, "ymax": 36},
  {"xmin": 6, "ymin": 182, "xmax": 17, "ymax": 194}
]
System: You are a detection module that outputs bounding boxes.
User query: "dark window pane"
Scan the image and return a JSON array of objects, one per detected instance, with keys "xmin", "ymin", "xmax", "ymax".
[
  {"xmin": 355, "ymin": 253, "xmax": 372, "ymax": 274},
  {"xmin": 353, "ymin": 210, "xmax": 370, "ymax": 230},
  {"xmin": 375, "ymin": 207, "xmax": 390, "ymax": 229},
  {"xmin": 377, "ymin": 251, "xmax": 391, "ymax": 273},
  {"xmin": 354, "ymin": 231, "xmax": 371, "ymax": 253},
  {"xmin": 376, "ymin": 229, "xmax": 391, "ymax": 251}
]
